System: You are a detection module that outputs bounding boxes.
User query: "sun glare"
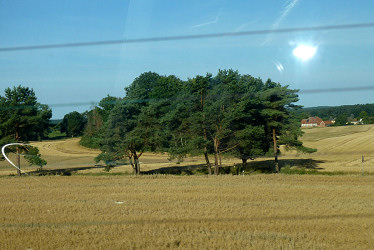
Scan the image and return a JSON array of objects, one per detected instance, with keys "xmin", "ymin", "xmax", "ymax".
[{"xmin": 293, "ymin": 45, "xmax": 317, "ymax": 61}]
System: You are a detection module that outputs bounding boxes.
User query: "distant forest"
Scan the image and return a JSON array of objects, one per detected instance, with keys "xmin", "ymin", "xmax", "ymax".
[{"xmin": 297, "ymin": 103, "xmax": 374, "ymax": 120}]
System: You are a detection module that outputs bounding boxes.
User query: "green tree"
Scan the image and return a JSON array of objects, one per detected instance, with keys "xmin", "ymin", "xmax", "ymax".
[
  {"xmin": 80, "ymin": 107, "xmax": 103, "ymax": 148},
  {"xmin": 96, "ymin": 70, "xmax": 316, "ymax": 175},
  {"xmin": 96, "ymin": 72, "xmax": 182, "ymax": 174},
  {"xmin": 80, "ymin": 95, "xmax": 120, "ymax": 148},
  {"xmin": 165, "ymin": 74, "xmax": 214, "ymax": 173},
  {"xmin": 358, "ymin": 111, "xmax": 370, "ymax": 124},
  {"xmin": 334, "ymin": 114, "xmax": 348, "ymax": 126},
  {"xmin": 225, "ymin": 75, "xmax": 269, "ymax": 164},
  {"xmin": 259, "ymin": 80, "xmax": 315, "ymax": 172},
  {"xmin": 0, "ymin": 85, "xmax": 51, "ymax": 175},
  {"xmin": 166, "ymin": 70, "xmax": 268, "ymax": 175},
  {"xmin": 98, "ymin": 95, "xmax": 120, "ymax": 121},
  {"xmin": 61, "ymin": 111, "xmax": 86, "ymax": 137},
  {"xmin": 96, "ymin": 102, "xmax": 148, "ymax": 174},
  {"xmin": 204, "ymin": 69, "xmax": 244, "ymax": 174},
  {"xmin": 24, "ymin": 146, "xmax": 47, "ymax": 169}
]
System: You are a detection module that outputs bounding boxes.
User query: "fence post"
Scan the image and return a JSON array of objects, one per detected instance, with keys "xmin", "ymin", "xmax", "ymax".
[{"xmin": 362, "ymin": 155, "xmax": 364, "ymax": 176}]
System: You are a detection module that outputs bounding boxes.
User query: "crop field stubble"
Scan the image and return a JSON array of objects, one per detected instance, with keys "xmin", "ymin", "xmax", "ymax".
[
  {"xmin": 0, "ymin": 175, "xmax": 373, "ymax": 249},
  {"xmin": 1, "ymin": 125, "xmax": 374, "ymax": 248},
  {"xmin": 283, "ymin": 124, "xmax": 374, "ymax": 173},
  {"xmin": 1, "ymin": 124, "xmax": 374, "ymax": 175}
]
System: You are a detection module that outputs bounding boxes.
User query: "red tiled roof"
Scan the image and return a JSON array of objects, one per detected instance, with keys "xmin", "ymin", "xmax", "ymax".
[
  {"xmin": 301, "ymin": 116, "xmax": 323, "ymax": 125},
  {"xmin": 323, "ymin": 120, "xmax": 334, "ymax": 125}
]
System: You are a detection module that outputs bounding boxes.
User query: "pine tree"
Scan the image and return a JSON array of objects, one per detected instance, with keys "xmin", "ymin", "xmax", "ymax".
[
  {"xmin": 0, "ymin": 86, "xmax": 51, "ymax": 175},
  {"xmin": 259, "ymin": 80, "xmax": 315, "ymax": 172}
]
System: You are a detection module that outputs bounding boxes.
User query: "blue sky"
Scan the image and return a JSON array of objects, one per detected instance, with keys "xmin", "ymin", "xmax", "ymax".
[{"xmin": 1, "ymin": 0, "xmax": 374, "ymax": 118}]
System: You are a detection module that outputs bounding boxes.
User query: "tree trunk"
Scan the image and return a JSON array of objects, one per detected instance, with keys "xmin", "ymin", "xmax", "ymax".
[
  {"xmin": 273, "ymin": 128, "xmax": 279, "ymax": 173},
  {"xmin": 204, "ymin": 151, "xmax": 212, "ymax": 175},
  {"xmin": 16, "ymin": 146, "xmax": 21, "ymax": 176},
  {"xmin": 128, "ymin": 157, "xmax": 136, "ymax": 175},
  {"xmin": 274, "ymin": 155, "xmax": 279, "ymax": 173},
  {"xmin": 133, "ymin": 152, "xmax": 140, "ymax": 175},
  {"xmin": 218, "ymin": 151, "xmax": 222, "ymax": 167},
  {"xmin": 213, "ymin": 138, "xmax": 219, "ymax": 175},
  {"xmin": 202, "ymin": 119, "xmax": 212, "ymax": 174},
  {"xmin": 201, "ymin": 91, "xmax": 212, "ymax": 175}
]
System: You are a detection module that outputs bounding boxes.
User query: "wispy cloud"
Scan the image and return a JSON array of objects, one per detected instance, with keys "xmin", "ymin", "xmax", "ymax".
[
  {"xmin": 192, "ymin": 5, "xmax": 224, "ymax": 29},
  {"xmin": 262, "ymin": 0, "xmax": 301, "ymax": 45},
  {"xmin": 273, "ymin": 0, "xmax": 300, "ymax": 30}
]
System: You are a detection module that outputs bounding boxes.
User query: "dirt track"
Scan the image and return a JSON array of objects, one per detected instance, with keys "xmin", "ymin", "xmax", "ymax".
[
  {"xmin": 31, "ymin": 138, "xmax": 99, "ymax": 157},
  {"xmin": 29, "ymin": 138, "xmax": 175, "ymax": 172},
  {"xmin": 0, "ymin": 138, "xmax": 188, "ymax": 175},
  {"xmin": 0, "ymin": 138, "xmax": 100, "ymax": 175}
]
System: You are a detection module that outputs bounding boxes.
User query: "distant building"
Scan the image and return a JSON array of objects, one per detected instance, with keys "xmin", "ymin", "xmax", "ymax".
[
  {"xmin": 301, "ymin": 116, "xmax": 334, "ymax": 127},
  {"xmin": 322, "ymin": 120, "xmax": 334, "ymax": 127},
  {"xmin": 348, "ymin": 118, "xmax": 363, "ymax": 125}
]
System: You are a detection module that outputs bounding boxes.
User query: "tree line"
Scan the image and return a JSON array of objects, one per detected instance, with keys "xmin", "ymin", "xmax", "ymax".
[
  {"xmin": 297, "ymin": 104, "xmax": 374, "ymax": 125},
  {"xmin": 0, "ymin": 69, "xmax": 316, "ymax": 176},
  {"xmin": 81, "ymin": 69, "xmax": 315, "ymax": 174}
]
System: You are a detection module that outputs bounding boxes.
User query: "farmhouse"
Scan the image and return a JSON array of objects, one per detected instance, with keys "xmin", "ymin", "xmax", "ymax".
[
  {"xmin": 348, "ymin": 118, "xmax": 363, "ymax": 125},
  {"xmin": 301, "ymin": 116, "xmax": 334, "ymax": 127}
]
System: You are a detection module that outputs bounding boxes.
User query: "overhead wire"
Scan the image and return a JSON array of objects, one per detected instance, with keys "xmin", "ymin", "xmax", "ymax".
[
  {"xmin": 0, "ymin": 22, "xmax": 374, "ymax": 52},
  {"xmin": 0, "ymin": 22, "xmax": 374, "ymax": 111},
  {"xmin": 1, "ymin": 85, "xmax": 373, "ymax": 111}
]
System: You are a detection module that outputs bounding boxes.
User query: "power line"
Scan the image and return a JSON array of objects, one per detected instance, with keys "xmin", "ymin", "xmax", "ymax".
[
  {"xmin": 1, "ymin": 22, "xmax": 374, "ymax": 52},
  {"xmin": 0, "ymin": 85, "xmax": 373, "ymax": 112},
  {"xmin": 41, "ymin": 85, "xmax": 374, "ymax": 109},
  {"xmin": 299, "ymin": 85, "xmax": 374, "ymax": 94}
]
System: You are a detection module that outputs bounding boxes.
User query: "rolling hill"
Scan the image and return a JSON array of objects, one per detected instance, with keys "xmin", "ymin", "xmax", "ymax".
[{"xmin": 1, "ymin": 124, "xmax": 374, "ymax": 175}]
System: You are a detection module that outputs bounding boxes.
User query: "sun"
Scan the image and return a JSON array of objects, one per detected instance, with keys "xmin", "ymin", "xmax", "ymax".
[{"xmin": 293, "ymin": 45, "xmax": 317, "ymax": 61}]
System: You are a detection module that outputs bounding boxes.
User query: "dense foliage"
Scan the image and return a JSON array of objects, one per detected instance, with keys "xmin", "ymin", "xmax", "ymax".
[
  {"xmin": 61, "ymin": 111, "xmax": 87, "ymax": 137},
  {"xmin": 0, "ymin": 85, "xmax": 51, "ymax": 175},
  {"xmin": 80, "ymin": 95, "xmax": 120, "ymax": 148},
  {"xmin": 87, "ymin": 70, "xmax": 314, "ymax": 174}
]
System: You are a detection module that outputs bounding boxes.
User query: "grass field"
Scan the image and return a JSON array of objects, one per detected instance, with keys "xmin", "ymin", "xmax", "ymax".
[{"xmin": 1, "ymin": 125, "xmax": 374, "ymax": 249}]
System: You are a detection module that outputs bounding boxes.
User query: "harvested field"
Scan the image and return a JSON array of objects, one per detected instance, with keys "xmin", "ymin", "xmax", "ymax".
[
  {"xmin": 0, "ymin": 125, "xmax": 374, "ymax": 175},
  {"xmin": 0, "ymin": 175, "xmax": 373, "ymax": 249},
  {"xmin": 2, "ymin": 125, "xmax": 374, "ymax": 176},
  {"xmin": 1, "ymin": 126, "xmax": 374, "ymax": 248},
  {"xmin": 283, "ymin": 124, "xmax": 374, "ymax": 173}
]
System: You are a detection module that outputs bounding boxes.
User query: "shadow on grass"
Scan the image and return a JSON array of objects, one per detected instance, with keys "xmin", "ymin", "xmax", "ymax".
[
  {"xmin": 250, "ymin": 158, "xmax": 325, "ymax": 171},
  {"xmin": 21, "ymin": 158, "xmax": 325, "ymax": 176},
  {"xmin": 26, "ymin": 165, "xmax": 113, "ymax": 176},
  {"xmin": 46, "ymin": 135, "xmax": 68, "ymax": 141},
  {"xmin": 142, "ymin": 158, "xmax": 325, "ymax": 175},
  {"xmin": 143, "ymin": 164, "xmax": 209, "ymax": 175}
]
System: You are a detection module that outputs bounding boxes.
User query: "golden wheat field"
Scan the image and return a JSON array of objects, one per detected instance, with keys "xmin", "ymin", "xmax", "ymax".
[
  {"xmin": 0, "ymin": 175, "xmax": 373, "ymax": 249},
  {"xmin": 1, "ymin": 124, "xmax": 374, "ymax": 175},
  {"xmin": 288, "ymin": 124, "xmax": 374, "ymax": 173},
  {"xmin": 0, "ymin": 125, "xmax": 374, "ymax": 249}
]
